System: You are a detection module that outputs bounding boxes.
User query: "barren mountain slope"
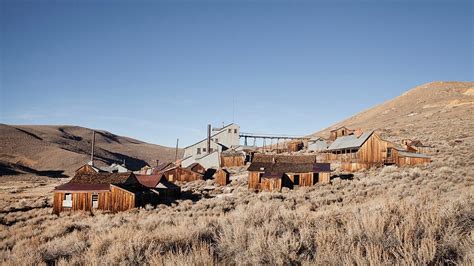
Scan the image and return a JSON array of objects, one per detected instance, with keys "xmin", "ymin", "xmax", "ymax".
[
  {"xmin": 0, "ymin": 124, "xmax": 181, "ymax": 176},
  {"xmin": 313, "ymin": 81, "xmax": 474, "ymax": 144}
]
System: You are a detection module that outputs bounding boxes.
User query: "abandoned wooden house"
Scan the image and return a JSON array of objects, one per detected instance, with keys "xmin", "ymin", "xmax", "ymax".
[
  {"xmin": 248, "ymin": 155, "xmax": 331, "ymax": 192},
  {"xmin": 135, "ymin": 174, "xmax": 181, "ymax": 199},
  {"xmin": 329, "ymin": 126, "xmax": 356, "ymax": 141},
  {"xmin": 53, "ymin": 172, "xmax": 152, "ymax": 214},
  {"xmin": 159, "ymin": 164, "xmax": 205, "ymax": 183},
  {"xmin": 325, "ymin": 130, "xmax": 431, "ymax": 172},
  {"xmin": 220, "ymin": 150, "xmax": 246, "ymax": 167},
  {"xmin": 401, "ymin": 139, "xmax": 435, "ymax": 154},
  {"xmin": 214, "ymin": 168, "xmax": 230, "ymax": 186}
]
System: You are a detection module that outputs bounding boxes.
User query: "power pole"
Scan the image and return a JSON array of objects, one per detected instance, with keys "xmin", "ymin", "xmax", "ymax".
[{"xmin": 90, "ymin": 130, "xmax": 96, "ymax": 166}]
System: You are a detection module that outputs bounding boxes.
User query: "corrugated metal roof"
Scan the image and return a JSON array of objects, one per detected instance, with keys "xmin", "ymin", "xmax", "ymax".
[
  {"xmin": 397, "ymin": 151, "xmax": 430, "ymax": 158},
  {"xmin": 327, "ymin": 131, "xmax": 374, "ymax": 151}
]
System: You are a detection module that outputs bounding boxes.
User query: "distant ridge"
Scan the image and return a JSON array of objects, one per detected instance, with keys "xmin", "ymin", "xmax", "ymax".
[{"xmin": 0, "ymin": 124, "xmax": 182, "ymax": 177}]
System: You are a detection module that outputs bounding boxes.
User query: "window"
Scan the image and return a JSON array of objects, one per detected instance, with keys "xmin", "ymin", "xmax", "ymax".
[
  {"xmin": 63, "ymin": 193, "xmax": 72, "ymax": 208},
  {"xmin": 228, "ymin": 129, "xmax": 232, "ymax": 133},
  {"xmin": 387, "ymin": 148, "xmax": 392, "ymax": 158},
  {"xmin": 92, "ymin": 194, "xmax": 98, "ymax": 208},
  {"xmin": 258, "ymin": 172, "xmax": 263, "ymax": 181},
  {"xmin": 294, "ymin": 175, "xmax": 300, "ymax": 186},
  {"xmin": 203, "ymin": 148, "xmax": 206, "ymax": 152},
  {"xmin": 197, "ymin": 148, "xmax": 201, "ymax": 155},
  {"xmin": 169, "ymin": 174, "xmax": 174, "ymax": 182},
  {"xmin": 209, "ymin": 148, "xmax": 213, "ymax": 152},
  {"xmin": 215, "ymin": 138, "xmax": 218, "ymax": 143},
  {"xmin": 234, "ymin": 129, "xmax": 237, "ymax": 134}
]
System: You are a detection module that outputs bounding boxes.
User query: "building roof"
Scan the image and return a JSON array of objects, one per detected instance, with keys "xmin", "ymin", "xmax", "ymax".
[
  {"xmin": 330, "ymin": 126, "xmax": 351, "ymax": 132},
  {"xmin": 327, "ymin": 131, "xmax": 374, "ymax": 151},
  {"xmin": 397, "ymin": 151, "xmax": 431, "ymax": 158},
  {"xmin": 252, "ymin": 154, "xmax": 317, "ymax": 164},
  {"xmin": 68, "ymin": 172, "xmax": 136, "ymax": 185},
  {"xmin": 54, "ymin": 183, "xmax": 110, "ymax": 192},
  {"xmin": 262, "ymin": 172, "xmax": 283, "ymax": 179},
  {"xmin": 136, "ymin": 174, "xmax": 162, "ymax": 188},
  {"xmin": 152, "ymin": 162, "xmax": 176, "ymax": 174},
  {"xmin": 221, "ymin": 150, "xmax": 245, "ymax": 157}
]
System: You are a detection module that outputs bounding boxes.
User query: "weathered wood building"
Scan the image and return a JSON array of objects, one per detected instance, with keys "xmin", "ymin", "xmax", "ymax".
[
  {"xmin": 220, "ymin": 150, "xmax": 246, "ymax": 167},
  {"xmin": 53, "ymin": 172, "xmax": 151, "ymax": 214},
  {"xmin": 329, "ymin": 126, "xmax": 356, "ymax": 141},
  {"xmin": 248, "ymin": 155, "xmax": 331, "ymax": 192},
  {"xmin": 214, "ymin": 168, "xmax": 230, "ymax": 186},
  {"xmin": 325, "ymin": 130, "xmax": 431, "ymax": 171},
  {"xmin": 135, "ymin": 174, "xmax": 181, "ymax": 199},
  {"xmin": 160, "ymin": 164, "xmax": 205, "ymax": 183}
]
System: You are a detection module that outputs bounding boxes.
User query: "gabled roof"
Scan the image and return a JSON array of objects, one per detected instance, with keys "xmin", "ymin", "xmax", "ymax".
[
  {"xmin": 68, "ymin": 172, "xmax": 137, "ymax": 185},
  {"xmin": 327, "ymin": 131, "xmax": 374, "ymax": 151},
  {"xmin": 54, "ymin": 183, "xmax": 110, "ymax": 192},
  {"xmin": 330, "ymin": 126, "xmax": 351, "ymax": 132},
  {"xmin": 252, "ymin": 154, "xmax": 317, "ymax": 164},
  {"xmin": 152, "ymin": 162, "xmax": 176, "ymax": 174}
]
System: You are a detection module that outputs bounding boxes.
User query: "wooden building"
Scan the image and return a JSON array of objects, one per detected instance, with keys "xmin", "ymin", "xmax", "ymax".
[
  {"xmin": 53, "ymin": 172, "xmax": 151, "ymax": 215},
  {"xmin": 185, "ymin": 163, "xmax": 206, "ymax": 175},
  {"xmin": 325, "ymin": 131, "xmax": 431, "ymax": 172},
  {"xmin": 329, "ymin": 126, "xmax": 356, "ymax": 141},
  {"xmin": 220, "ymin": 150, "xmax": 246, "ymax": 167},
  {"xmin": 287, "ymin": 140, "xmax": 305, "ymax": 152},
  {"xmin": 214, "ymin": 168, "xmax": 230, "ymax": 186},
  {"xmin": 248, "ymin": 155, "xmax": 331, "ymax": 192},
  {"xmin": 160, "ymin": 165, "xmax": 204, "ymax": 183},
  {"xmin": 136, "ymin": 174, "xmax": 181, "ymax": 199}
]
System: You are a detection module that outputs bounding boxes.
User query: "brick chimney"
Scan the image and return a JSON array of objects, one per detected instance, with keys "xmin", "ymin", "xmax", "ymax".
[{"xmin": 355, "ymin": 129, "xmax": 363, "ymax": 138}]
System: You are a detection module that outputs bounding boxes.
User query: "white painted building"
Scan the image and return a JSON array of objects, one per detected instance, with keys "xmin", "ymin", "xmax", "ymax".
[{"xmin": 182, "ymin": 123, "xmax": 240, "ymax": 169}]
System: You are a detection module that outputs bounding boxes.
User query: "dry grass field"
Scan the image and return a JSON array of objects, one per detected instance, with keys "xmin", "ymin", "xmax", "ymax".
[{"xmin": 0, "ymin": 82, "xmax": 473, "ymax": 264}]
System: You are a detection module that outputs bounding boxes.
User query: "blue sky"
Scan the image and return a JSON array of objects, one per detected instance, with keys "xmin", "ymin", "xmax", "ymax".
[{"xmin": 1, "ymin": 0, "xmax": 472, "ymax": 147}]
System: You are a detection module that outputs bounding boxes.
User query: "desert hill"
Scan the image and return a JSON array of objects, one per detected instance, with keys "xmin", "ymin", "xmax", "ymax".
[
  {"xmin": 313, "ymin": 81, "xmax": 474, "ymax": 144},
  {"xmin": 0, "ymin": 124, "xmax": 182, "ymax": 177}
]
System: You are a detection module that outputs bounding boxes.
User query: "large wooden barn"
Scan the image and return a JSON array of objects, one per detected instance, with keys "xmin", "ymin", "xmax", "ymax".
[
  {"xmin": 324, "ymin": 130, "xmax": 431, "ymax": 171},
  {"xmin": 53, "ymin": 172, "xmax": 152, "ymax": 214},
  {"xmin": 248, "ymin": 155, "xmax": 331, "ymax": 192}
]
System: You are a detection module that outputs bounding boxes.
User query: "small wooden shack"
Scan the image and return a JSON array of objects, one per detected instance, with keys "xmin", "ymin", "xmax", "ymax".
[
  {"xmin": 160, "ymin": 165, "xmax": 204, "ymax": 183},
  {"xmin": 287, "ymin": 140, "xmax": 305, "ymax": 152},
  {"xmin": 214, "ymin": 168, "xmax": 230, "ymax": 186},
  {"xmin": 329, "ymin": 126, "xmax": 355, "ymax": 141},
  {"xmin": 53, "ymin": 172, "xmax": 151, "ymax": 214},
  {"xmin": 136, "ymin": 174, "xmax": 181, "ymax": 199},
  {"xmin": 248, "ymin": 155, "xmax": 331, "ymax": 192},
  {"xmin": 220, "ymin": 150, "xmax": 246, "ymax": 167}
]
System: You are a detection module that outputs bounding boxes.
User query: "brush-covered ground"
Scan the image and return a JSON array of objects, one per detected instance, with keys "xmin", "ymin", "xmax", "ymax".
[{"xmin": 0, "ymin": 132, "xmax": 472, "ymax": 265}]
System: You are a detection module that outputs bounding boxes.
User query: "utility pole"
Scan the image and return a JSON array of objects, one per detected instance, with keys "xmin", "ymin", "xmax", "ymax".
[
  {"xmin": 90, "ymin": 130, "xmax": 96, "ymax": 166},
  {"xmin": 175, "ymin": 138, "xmax": 179, "ymax": 162}
]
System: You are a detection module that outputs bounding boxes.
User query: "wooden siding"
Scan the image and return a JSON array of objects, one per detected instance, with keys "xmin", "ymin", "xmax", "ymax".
[
  {"xmin": 260, "ymin": 178, "xmax": 282, "ymax": 192},
  {"xmin": 75, "ymin": 164, "xmax": 97, "ymax": 174},
  {"xmin": 221, "ymin": 156, "xmax": 245, "ymax": 167},
  {"xmin": 248, "ymin": 171, "xmax": 262, "ymax": 190},
  {"xmin": 248, "ymin": 171, "xmax": 331, "ymax": 192},
  {"xmin": 287, "ymin": 141, "xmax": 304, "ymax": 152},
  {"xmin": 162, "ymin": 167, "xmax": 203, "ymax": 183},
  {"xmin": 396, "ymin": 156, "xmax": 431, "ymax": 167},
  {"xmin": 52, "ymin": 187, "xmax": 136, "ymax": 215},
  {"xmin": 214, "ymin": 169, "xmax": 230, "ymax": 186}
]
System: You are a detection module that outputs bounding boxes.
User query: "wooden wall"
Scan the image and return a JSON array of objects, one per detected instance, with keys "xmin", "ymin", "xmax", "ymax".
[
  {"xmin": 396, "ymin": 156, "xmax": 431, "ymax": 167},
  {"xmin": 53, "ymin": 188, "xmax": 136, "ymax": 215},
  {"xmin": 260, "ymin": 178, "xmax": 282, "ymax": 192},
  {"xmin": 248, "ymin": 171, "xmax": 262, "ymax": 190},
  {"xmin": 163, "ymin": 168, "xmax": 203, "ymax": 183},
  {"xmin": 214, "ymin": 169, "xmax": 230, "ymax": 186},
  {"xmin": 221, "ymin": 156, "xmax": 245, "ymax": 167},
  {"xmin": 356, "ymin": 134, "xmax": 392, "ymax": 164}
]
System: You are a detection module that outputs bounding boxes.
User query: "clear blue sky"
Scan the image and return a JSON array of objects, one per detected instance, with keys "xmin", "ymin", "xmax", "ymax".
[{"xmin": 1, "ymin": 0, "xmax": 472, "ymax": 147}]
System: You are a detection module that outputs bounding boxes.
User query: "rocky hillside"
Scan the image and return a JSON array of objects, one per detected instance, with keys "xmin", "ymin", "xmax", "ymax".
[
  {"xmin": 0, "ymin": 125, "xmax": 182, "ymax": 177},
  {"xmin": 313, "ymin": 81, "xmax": 474, "ymax": 145}
]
